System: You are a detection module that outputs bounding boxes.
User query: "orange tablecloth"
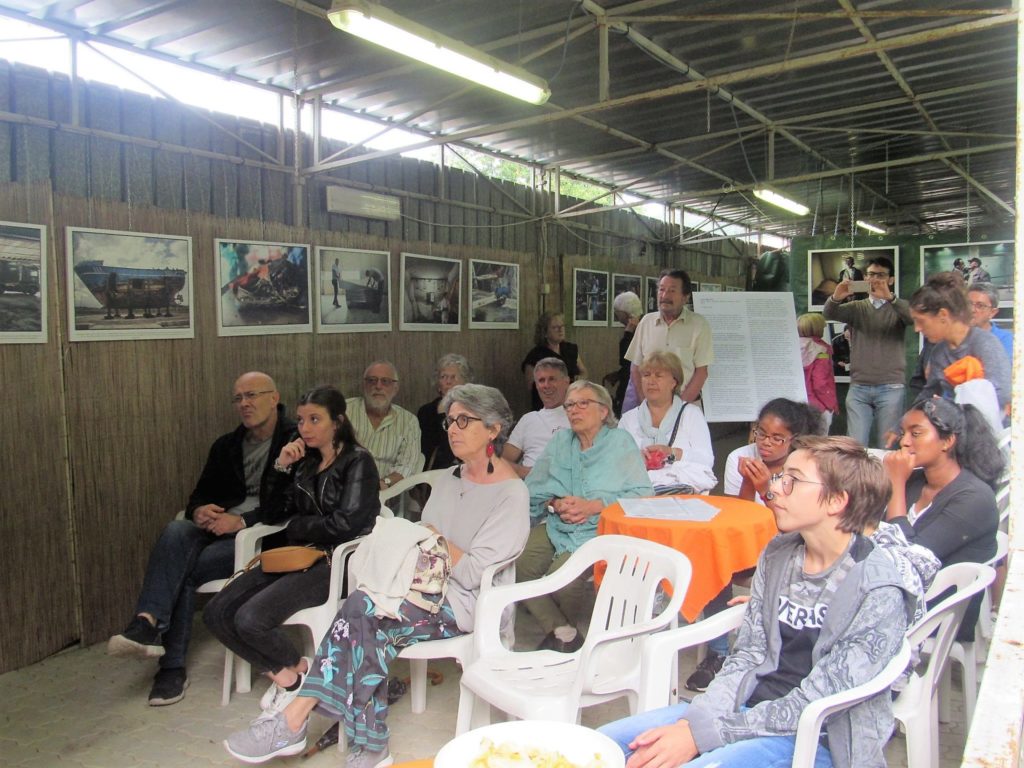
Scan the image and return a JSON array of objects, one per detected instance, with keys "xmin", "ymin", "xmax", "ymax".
[
  {"xmin": 391, "ymin": 761, "xmax": 433, "ymax": 768},
  {"xmin": 598, "ymin": 495, "xmax": 777, "ymax": 622}
]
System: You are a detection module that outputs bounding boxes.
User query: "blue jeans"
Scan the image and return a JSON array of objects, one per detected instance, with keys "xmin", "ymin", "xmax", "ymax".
[
  {"xmin": 845, "ymin": 383, "xmax": 905, "ymax": 449},
  {"xmin": 598, "ymin": 701, "xmax": 833, "ymax": 768},
  {"xmin": 134, "ymin": 519, "xmax": 236, "ymax": 670}
]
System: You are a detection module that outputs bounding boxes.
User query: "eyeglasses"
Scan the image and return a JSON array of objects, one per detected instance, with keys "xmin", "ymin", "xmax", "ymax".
[
  {"xmin": 364, "ymin": 376, "xmax": 398, "ymax": 387},
  {"xmin": 969, "ymin": 301, "xmax": 994, "ymax": 311},
  {"xmin": 752, "ymin": 426, "xmax": 792, "ymax": 446},
  {"xmin": 865, "ymin": 271, "xmax": 890, "ymax": 279},
  {"xmin": 443, "ymin": 414, "xmax": 483, "ymax": 430},
  {"xmin": 563, "ymin": 399, "xmax": 599, "ymax": 411},
  {"xmin": 231, "ymin": 390, "xmax": 273, "ymax": 404},
  {"xmin": 770, "ymin": 472, "xmax": 825, "ymax": 496}
]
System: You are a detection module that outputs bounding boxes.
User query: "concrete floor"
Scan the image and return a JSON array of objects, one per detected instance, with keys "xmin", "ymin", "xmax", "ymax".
[{"xmin": 0, "ymin": 613, "xmax": 972, "ymax": 768}]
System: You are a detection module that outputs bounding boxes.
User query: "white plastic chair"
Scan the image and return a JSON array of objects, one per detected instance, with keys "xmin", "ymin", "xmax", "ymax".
[
  {"xmin": 455, "ymin": 535, "xmax": 692, "ymax": 733},
  {"xmin": 935, "ymin": 533, "xmax": 1007, "ymax": 726},
  {"xmin": 377, "ymin": 460, "xmax": 432, "ymax": 518},
  {"xmin": 394, "ymin": 555, "xmax": 517, "ymax": 714},
  {"xmin": 376, "ymin": 466, "xmax": 440, "ymax": 520},
  {"xmin": 893, "ymin": 562, "xmax": 995, "ymax": 768},
  {"xmin": 635, "ymin": 603, "xmax": 746, "ymax": 711},
  {"xmin": 791, "ymin": 640, "xmax": 912, "ymax": 768}
]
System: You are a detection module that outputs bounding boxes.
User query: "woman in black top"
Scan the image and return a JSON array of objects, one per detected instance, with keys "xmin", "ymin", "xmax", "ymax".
[
  {"xmin": 883, "ymin": 398, "xmax": 1003, "ymax": 639},
  {"xmin": 204, "ymin": 385, "xmax": 380, "ymax": 714},
  {"xmin": 521, "ymin": 311, "xmax": 587, "ymax": 410},
  {"xmin": 416, "ymin": 353, "xmax": 473, "ymax": 471}
]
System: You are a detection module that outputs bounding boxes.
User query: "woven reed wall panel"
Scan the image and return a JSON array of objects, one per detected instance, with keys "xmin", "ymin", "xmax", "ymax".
[{"xmin": 0, "ymin": 182, "xmax": 76, "ymax": 672}]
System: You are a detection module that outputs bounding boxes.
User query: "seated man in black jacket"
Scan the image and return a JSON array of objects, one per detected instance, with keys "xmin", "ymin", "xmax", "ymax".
[{"xmin": 107, "ymin": 371, "xmax": 295, "ymax": 707}]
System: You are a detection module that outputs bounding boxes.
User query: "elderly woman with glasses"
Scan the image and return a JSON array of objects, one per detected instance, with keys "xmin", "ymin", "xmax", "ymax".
[
  {"xmin": 522, "ymin": 311, "xmax": 588, "ymax": 411},
  {"xmin": 883, "ymin": 397, "xmax": 1004, "ymax": 641},
  {"xmin": 416, "ymin": 353, "xmax": 474, "ymax": 472},
  {"xmin": 618, "ymin": 350, "xmax": 716, "ymax": 494},
  {"xmin": 517, "ymin": 380, "xmax": 653, "ymax": 652},
  {"xmin": 224, "ymin": 384, "xmax": 530, "ymax": 766}
]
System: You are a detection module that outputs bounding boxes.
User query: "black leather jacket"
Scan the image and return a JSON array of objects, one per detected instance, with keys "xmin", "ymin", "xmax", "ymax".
[
  {"xmin": 184, "ymin": 404, "xmax": 297, "ymax": 528},
  {"xmin": 285, "ymin": 445, "xmax": 381, "ymax": 547}
]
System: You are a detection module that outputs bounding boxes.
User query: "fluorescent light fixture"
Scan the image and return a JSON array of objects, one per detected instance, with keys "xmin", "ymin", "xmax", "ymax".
[
  {"xmin": 328, "ymin": 1, "xmax": 551, "ymax": 105},
  {"xmin": 856, "ymin": 219, "xmax": 886, "ymax": 235},
  {"xmin": 752, "ymin": 187, "xmax": 809, "ymax": 216},
  {"xmin": 326, "ymin": 185, "xmax": 401, "ymax": 220}
]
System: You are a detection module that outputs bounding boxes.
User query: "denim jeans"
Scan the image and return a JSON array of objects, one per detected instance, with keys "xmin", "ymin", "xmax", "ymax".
[
  {"xmin": 845, "ymin": 383, "xmax": 905, "ymax": 449},
  {"xmin": 134, "ymin": 519, "xmax": 237, "ymax": 670},
  {"xmin": 598, "ymin": 701, "xmax": 833, "ymax": 768}
]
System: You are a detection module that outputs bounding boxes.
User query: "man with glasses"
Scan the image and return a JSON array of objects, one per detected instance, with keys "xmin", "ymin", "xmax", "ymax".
[
  {"xmin": 824, "ymin": 256, "xmax": 911, "ymax": 448},
  {"xmin": 968, "ymin": 282, "xmax": 1013, "ymax": 360},
  {"xmin": 107, "ymin": 372, "xmax": 295, "ymax": 707},
  {"xmin": 504, "ymin": 358, "xmax": 572, "ymax": 478},
  {"xmin": 346, "ymin": 361, "xmax": 422, "ymax": 491},
  {"xmin": 625, "ymin": 269, "xmax": 714, "ymax": 410}
]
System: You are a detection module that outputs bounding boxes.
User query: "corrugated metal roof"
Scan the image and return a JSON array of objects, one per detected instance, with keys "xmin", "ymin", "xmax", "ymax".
[{"xmin": 0, "ymin": 0, "xmax": 1016, "ymax": 237}]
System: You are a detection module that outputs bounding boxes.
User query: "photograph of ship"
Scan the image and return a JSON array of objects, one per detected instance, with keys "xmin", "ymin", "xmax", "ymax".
[
  {"xmin": 0, "ymin": 221, "xmax": 46, "ymax": 344},
  {"xmin": 316, "ymin": 247, "xmax": 391, "ymax": 333},
  {"xmin": 400, "ymin": 253, "xmax": 460, "ymax": 332},
  {"xmin": 215, "ymin": 239, "xmax": 311, "ymax": 337},
  {"xmin": 573, "ymin": 268, "xmax": 608, "ymax": 327},
  {"xmin": 469, "ymin": 259, "xmax": 518, "ymax": 329},
  {"xmin": 67, "ymin": 227, "xmax": 193, "ymax": 342}
]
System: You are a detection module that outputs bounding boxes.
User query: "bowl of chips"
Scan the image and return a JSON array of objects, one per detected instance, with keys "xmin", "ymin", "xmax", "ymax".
[{"xmin": 435, "ymin": 720, "xmax": 624, "ymax": 768}]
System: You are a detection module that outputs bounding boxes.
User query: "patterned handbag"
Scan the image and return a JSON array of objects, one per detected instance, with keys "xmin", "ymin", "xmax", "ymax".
[{"xmin": 406, "ymin": 535, "xmax": 451, "ymax": 614}]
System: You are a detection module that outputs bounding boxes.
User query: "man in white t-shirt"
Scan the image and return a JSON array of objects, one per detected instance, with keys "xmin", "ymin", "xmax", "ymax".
[{"xmin": 504, "ymin": 357, "xmax": 571, "ymax": 478}]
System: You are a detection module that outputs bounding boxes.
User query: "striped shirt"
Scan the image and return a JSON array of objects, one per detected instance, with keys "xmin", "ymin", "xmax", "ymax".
[{"xmin": 346, "ymin": 397, "xmax": 422, "ymax": 479}]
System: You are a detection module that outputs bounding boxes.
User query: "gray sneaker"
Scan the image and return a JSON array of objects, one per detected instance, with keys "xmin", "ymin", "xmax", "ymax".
[
  {"xmin": 224, "ymin": 711, "xmax": 307, "ymax": 764},
  {"xmin": 346, "ymin": 746, "xmax": 393, "ymax": 768}
]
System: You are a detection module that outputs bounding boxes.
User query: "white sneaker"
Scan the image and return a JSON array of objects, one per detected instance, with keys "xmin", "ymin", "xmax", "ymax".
[{"xmin": 259, "ymin": 657, "xmax": 311, "ymax": 713}]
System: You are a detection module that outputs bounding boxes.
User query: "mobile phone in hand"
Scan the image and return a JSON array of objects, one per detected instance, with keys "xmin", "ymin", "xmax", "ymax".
[{"xmin": 848, "ymin": 280, "xmax": 870, "ymax": 292}]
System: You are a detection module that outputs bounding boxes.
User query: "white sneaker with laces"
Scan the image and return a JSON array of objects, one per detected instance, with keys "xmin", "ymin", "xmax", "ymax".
[{"xmin": 259, "ymin": 656, "xmax": 312, "ymax": 713}]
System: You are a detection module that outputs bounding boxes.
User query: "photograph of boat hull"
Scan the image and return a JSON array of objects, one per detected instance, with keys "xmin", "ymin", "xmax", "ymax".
[
  {"xmin": 216, "ymin": 240, "xmax": 311, "ymax": 336},
  {"xmin": 67, "ymin": 227, "xmax": 193, "ymax": 341},
  {"xmin": 0, "ymin": 221, "xmax": 46, "ymax": 344}
]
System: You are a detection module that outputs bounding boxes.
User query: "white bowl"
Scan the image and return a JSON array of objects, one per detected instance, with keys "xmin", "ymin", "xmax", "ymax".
[{"xmin": 435, "ymin": 721, "xmax": 625, "ymax": 768}]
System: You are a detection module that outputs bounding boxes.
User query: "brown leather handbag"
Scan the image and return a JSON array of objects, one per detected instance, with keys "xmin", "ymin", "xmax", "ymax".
[{"xmin": 244, "ymin": 545, "xmax": 329, "ymax": 574}]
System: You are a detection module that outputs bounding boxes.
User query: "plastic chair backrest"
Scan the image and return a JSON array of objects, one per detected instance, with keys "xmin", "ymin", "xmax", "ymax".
[
  {"xmin": 580, "ymin": 535, "xmax": 692, "ymax": 686},
  {"xmin": 912, "ymin": 563, "xmax": 995, "ymax": 701}
]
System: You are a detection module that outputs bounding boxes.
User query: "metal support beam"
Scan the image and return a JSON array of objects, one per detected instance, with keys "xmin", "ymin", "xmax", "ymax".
[
  {"xmin": 300, "ymin": 14, "xmax": 1016, "ymax": 175},
  {"xmin": 69, "ymin": 37, "xmax": 79, "ymax": 127},
  {"xmin": 598, "ymin": 12, "xmax": 610, "ymax": 101},
  {"xmin": 293, "ymin": 95, "xmax": 304, "ymax": 226}
]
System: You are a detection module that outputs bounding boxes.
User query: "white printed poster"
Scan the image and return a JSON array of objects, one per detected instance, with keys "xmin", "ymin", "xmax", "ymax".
[{"xmin": 692, "ymin": 292, "xmax": 807, "ymax": 423}]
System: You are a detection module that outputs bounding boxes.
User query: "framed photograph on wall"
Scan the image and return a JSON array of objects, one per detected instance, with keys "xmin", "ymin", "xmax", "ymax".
[
  {"xmin": 612, "ymin": 273, "xmax": 642, "ymax": 304},
  {"xmin": 690, "ymin": 280, "xmax": 702, "ymax": 292},
  {"xmin": 469, "ymin": 259, "xmax": 519, "ymax": 329},
  {"xmin": 0, "ymin": 221, "xmax": 46, "ymax": 344},
  {"xmin": 215, "ymin": 239, "xmax": 311, "ymax": 337},
  {"xmin": 400, "ymin": 252, "xmax": 461, "ymax": 331},
  {"xmin": 725, "ymin": 285, "xmax": 743, "ymax": 292},
  {"xmin": 316, "ymin": 247, "xmax": 391, "ymax": 333},
  {"xmin": 573, "ymin": 268, "xmax": 609, "ymax": 326},
  {"xmin": 645, "ymin": 276, "xmax": 659, "ymax": 313},
  {"xmin": 701, "ymin": 283, "xmax": 722, "ymax": 292},
  {"xmin": 67, "ymin": 227, "xmax": 194, "ymax": 342},
  {"xmin": 807, "ymin": 246, "xmax": 900, "ymax": 310},
  {"xmin": 920, "ymin": 241, "xmax": 1014, "ymax": 306}
]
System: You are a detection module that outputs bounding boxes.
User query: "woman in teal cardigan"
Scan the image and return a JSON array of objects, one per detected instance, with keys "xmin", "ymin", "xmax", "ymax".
[{"xmin": 518, "ymin": 380, "xmax": 653, "ymax": 652}]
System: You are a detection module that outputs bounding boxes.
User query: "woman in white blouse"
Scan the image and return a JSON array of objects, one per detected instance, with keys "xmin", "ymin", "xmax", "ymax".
[{"xmin": 618, "ymin": 350, "xmax": 716, "ymax": 494}]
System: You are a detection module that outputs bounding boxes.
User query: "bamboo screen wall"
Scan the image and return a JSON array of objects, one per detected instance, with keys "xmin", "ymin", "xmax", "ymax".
[{"xmin": 2, "ymin": 179, "xmax": 746, "ymax": 673}]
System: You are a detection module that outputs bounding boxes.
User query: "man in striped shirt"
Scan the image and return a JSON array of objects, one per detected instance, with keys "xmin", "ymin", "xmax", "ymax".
[{"xmin": 346, "ymin": 361, "xmax": 422, "ymax": 490}]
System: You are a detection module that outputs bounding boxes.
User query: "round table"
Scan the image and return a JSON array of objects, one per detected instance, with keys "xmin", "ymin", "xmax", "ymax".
[{"xmin": 598, "ymin": 495, "xmax": 777, "ymax": 622}]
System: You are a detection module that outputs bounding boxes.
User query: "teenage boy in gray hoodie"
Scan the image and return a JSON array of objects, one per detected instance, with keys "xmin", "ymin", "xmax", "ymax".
[{"xmin": 600, "ymin": 436, "xmax": 918, "ymax": 768}]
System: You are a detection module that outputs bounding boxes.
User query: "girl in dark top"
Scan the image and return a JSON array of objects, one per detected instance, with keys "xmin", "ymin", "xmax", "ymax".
[
  {"xmin": 883, "ymin": 398, "xmax": 1003, "ymax": 639},
  {"xmin": 204, "ymin": 385, "xmax": 380, "ymax": 715},
  {"xmin": 521, "ymin": 311, "xmax": 587, "ymax": 411},
  {"xmin": 416, "ymin": 353, "xmax": 473, "ymax": 471}
]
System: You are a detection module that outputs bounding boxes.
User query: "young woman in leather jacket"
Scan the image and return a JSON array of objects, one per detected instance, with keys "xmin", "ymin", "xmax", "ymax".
[{"xmin": 204, "ymin": 385, "xmax": 380, "ymax": 714}]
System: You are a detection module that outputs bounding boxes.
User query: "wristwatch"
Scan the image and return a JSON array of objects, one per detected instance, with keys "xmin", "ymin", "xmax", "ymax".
[{"xmin": 383, "ymin": 477, "xmax": 393, "ymax": 488}]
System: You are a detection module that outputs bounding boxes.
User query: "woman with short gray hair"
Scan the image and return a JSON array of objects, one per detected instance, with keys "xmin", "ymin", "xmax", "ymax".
[
  {"xmin": 417, "ymin": 353, "xmax": 474, "ymax": 471},
  {"xmin": 612, "ymin": 291, "xmax": 644, "ymax": 414},
  {"xmin": 517, "ymin": 380, "xmax": 651, "ymax": 652}
]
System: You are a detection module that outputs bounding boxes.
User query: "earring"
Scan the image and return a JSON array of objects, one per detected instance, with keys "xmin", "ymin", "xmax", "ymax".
[{"xmin": 486, "ymin": 441, "xmax": 495, "ymax": 474}]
